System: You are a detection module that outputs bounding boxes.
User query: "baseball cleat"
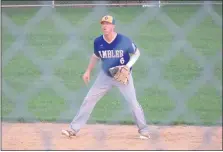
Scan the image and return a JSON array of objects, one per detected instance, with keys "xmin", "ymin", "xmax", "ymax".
[
  {"xmin": 61, "ymin": 129, "xmax": 76, "ymax": 138},
  {"xmin": 139, "ymin": 132, "xmax": 151, "ymax": 140}
]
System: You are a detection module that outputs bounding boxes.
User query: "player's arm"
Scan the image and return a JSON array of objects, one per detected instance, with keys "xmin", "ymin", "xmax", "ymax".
[
  {"xmin": 85, "ymin": 54, "xmax": 100, "ymax": 73},
  {"xmin": 126, "ymin": 42, "xmax": 140, "ymax": 68},
  {"xmin": 126, "ymin": 48, "xmax": 140, "ymax": 68},
  {"xmin": 86, "ymin": 39, "xmax": 101, "ymax": 73}
]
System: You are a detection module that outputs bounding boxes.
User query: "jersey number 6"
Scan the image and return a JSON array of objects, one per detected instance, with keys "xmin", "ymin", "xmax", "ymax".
[{"xmin": 120, "ymin": 57, "xmax": 125, "ymax": 64}]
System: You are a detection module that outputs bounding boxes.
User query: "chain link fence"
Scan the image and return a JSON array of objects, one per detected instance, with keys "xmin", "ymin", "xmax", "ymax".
[{"xmin": 2, "ymin": 0, "xmax": 222, "ymax": 150}]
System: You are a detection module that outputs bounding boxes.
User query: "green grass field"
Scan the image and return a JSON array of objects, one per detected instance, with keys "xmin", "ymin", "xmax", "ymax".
[{"xmin": 2, "ymin": 5, "xmax": 222, "ymax": 125}]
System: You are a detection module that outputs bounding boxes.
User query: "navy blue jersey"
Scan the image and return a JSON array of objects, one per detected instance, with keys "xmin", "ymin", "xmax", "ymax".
[{"xmin": 94, "ymin": 33, "xmax": 137, "ymax": 77}]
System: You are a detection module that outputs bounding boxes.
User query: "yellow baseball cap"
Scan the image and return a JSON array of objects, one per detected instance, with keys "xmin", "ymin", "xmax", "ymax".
[{"xmin": 100, "ymin": 15, "xmax": 115, "ymax": 25}]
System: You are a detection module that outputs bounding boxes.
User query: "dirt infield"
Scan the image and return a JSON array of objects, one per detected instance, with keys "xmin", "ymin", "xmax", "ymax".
[{"xmin": 2, "ymin": 122, "xmax": 222, "ymax": 150}]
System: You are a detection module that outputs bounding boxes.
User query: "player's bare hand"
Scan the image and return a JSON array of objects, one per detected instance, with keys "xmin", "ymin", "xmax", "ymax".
[{"xmin": 83, "ymin": 70, "xmax": 90, "ymax": 85}]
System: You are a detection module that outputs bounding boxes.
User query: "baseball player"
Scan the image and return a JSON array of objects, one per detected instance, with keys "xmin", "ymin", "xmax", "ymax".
[{"xmin": 62, "ymin": 15, "xmax": 150, "ymax": 139}]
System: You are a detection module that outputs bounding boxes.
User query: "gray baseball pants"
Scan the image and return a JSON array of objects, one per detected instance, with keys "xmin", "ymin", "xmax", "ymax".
[{"xmin": 70, "ymin": 70, "xmax": 149, "ymax": 134}]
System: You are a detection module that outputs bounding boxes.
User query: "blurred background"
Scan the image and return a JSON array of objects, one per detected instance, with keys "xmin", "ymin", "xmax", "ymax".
[{"xmin": 1, "ymin": 0, "xmax": 222, "ymax": 150}]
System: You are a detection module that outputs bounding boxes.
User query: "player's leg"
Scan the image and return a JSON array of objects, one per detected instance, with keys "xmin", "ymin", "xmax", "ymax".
[
  {"xmin": 115, "ymin": 73, "xmax": 149, "ymax": 138},
  {"xmin": 62, "ymin": 71, "xmax": 113, "ymax": 137}
]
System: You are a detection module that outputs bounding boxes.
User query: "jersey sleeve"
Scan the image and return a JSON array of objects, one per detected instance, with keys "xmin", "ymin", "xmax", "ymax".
[
  {"xmin": 94, "ymin": 40, "xmax": 100, "ymax": 58},
  {"xmin": 128, "ymin": 40, "xmax": 138, "ymax": 54}
]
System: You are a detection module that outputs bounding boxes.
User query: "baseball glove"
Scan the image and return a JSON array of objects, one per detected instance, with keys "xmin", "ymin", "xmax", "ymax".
[{"xmin": 109, "ymin": 65, "xmax": 130, "ymax": 85}]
